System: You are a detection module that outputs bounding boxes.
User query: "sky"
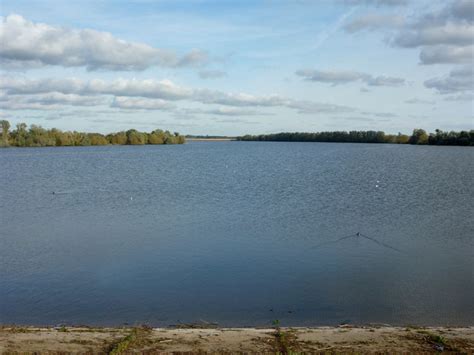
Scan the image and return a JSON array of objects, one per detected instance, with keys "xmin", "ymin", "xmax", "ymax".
[{"xmin": 0, "ymin": 0, "xmax": 473, "ymax": 135}]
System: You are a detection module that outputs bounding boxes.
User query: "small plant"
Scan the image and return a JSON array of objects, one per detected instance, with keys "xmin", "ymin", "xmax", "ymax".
[
  {"xmin": 10, "ymin": 326, "xmax": 29, "ymax": 333},
  {"xmin": 107, "ymin": 326, "xmax": 153, "ymax": 354},
  {"xmin": 108, "ymin": 329, "xmax": 138, "ymax": 355},
  {"xmin": 428, "ymin": 334, "xmax": 446, "ymax": 345},
  {"xmin": 270, "ymin": 320, "xmax": 300, "ymax": 354},
  {"xmin": 421, "ymin": 332, "xmax": 455, "ymax": 352}
]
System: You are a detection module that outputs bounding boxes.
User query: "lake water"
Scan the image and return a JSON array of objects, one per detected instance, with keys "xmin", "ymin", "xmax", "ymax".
[{"xmin": 1, "ymin": 142, "xmax": 473, "ymax": 327}]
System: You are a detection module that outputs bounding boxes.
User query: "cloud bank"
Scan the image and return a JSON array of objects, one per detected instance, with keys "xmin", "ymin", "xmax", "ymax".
[
  {"xmin": 198, "ymin": 70, "xmax": 227, "ymax": 79},
  {"xmin": 344, "ymin": 0, "xmax": 473, "ymax": 65},
  {"xmin": 0, "ymin": 14, "xmax": 208, "ymax": 71},
  {"xmin": 295, "ymin": 69, "xmax": 405, "ymax": 86},
  {"xmin": 344, "ymin": 14, "xmax": 405, "ymax": 32},
  {"xmin": 424, "ymin": 66, "xmax": 474, "ymax": 94},
  {"xmin": 392, "ymin": 0, "xmax": 473, "ymax": 65},
  {"xmin": 0, "ymin": 76, "xmax": 355, "ymax": 114}
]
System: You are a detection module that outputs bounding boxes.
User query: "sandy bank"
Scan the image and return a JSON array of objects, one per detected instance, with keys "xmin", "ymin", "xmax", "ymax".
[{"xmin": 1, "ymin": 325, "xmax": 473, "ymax": 353}]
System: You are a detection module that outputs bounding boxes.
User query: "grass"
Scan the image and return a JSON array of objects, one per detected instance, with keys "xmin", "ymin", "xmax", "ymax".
[
  {"xmin": 4, "ymin": 326, "xmax": 30, "ymax": 333},
  {"xmin": 108, "ymin": 331, "xmax": 136, "ymax": 355},
  {"xmin": 106, "ymin": 326, "xmax": 153, "ymax": 355},
  {"xmin": 427, "ymin": 334, "xmax": 447, "ymax": 345},
  {"xmin": 413, "ymin": 330, "xmax": 458, "ymax": 352},
  {"xmin": 271, "ymin": 320, "xmax": 300, "ymax": 354}
]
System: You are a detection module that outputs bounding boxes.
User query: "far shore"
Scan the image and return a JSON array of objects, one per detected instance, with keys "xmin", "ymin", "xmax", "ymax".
[
  {"xmin": 186, "ymin": 137, "xmax": 236, "ymax": 141},
  {"xmin": 1, "ymin": 325, "xmax": 473, "ymax": 353}
]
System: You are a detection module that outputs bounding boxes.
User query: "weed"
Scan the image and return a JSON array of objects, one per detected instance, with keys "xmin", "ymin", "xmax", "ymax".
[
  {"xmin": 427, "ymin": 334, "xmax": 446, "ymax": 345},
  {"xmin": 8, "ymin": 326, "xmax": 30, "ymax": 333},
  {"xmin": 271, "ymin": 320, "xmax": 300, "ymax": 354},
  {"xmin": 108, "ymin": 332, "xmax": 136, "ymax": 355},
  {"xmin": 106, "ymin": 326, "xmax": 152, "ymax": 354}
]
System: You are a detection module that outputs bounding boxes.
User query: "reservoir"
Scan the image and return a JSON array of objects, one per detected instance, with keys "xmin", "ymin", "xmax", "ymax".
[{"xmin": 1, "ymin": 142, "xmax": 473, "ymax": 326}]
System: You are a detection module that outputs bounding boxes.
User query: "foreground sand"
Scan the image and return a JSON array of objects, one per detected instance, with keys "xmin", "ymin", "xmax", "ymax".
[{"xmin": 1, "ymin": 325, "xmax": 473, "ymax": 353}]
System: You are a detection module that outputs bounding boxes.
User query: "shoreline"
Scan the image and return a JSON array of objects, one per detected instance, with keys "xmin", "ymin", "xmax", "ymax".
[
  {"xmin": 186, "ymin": 138, "xmax": 235, "ymax": 141},
  {"xmin": 1, "ymin": 326, "xmax": 473, "ymax": 353}
]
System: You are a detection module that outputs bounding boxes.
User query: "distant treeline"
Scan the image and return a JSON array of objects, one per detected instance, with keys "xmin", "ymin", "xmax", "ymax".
[
  {"xmin": 0, "ymin": 120, "xmax": 185, "ymax": 147},
  {"xmin": 186, "ymin": 135, "xmax": 235, "ymax": 139},
  {"xmin": 237, "ymin": 129, "xmax": 474, "ymax": 146}
]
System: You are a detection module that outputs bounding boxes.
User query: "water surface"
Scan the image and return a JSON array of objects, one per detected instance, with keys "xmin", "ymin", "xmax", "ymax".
[{"xmin": 1, "ymin": 142, "xmax": 473, "ymax": 326}]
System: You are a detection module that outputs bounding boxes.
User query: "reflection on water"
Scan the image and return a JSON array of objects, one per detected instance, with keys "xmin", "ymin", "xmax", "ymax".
[{"xmin": 0, "ymin": 142, "xmax": 473, "ymax": 326}]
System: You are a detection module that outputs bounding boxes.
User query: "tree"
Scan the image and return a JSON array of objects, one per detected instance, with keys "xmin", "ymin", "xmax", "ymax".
[
  {"xmin": 107, "ymin": 132, "xmax": 127, "ymax": 145},
  {"xmin": 148, "ymin": 130, "xmax": 165, "ymax": 144},
  {"xmin": 13, "ymin": 123, "xmax": 28, "ymax": 147},
  {"xmin": 0, "ymin": 120, "xmax": 10, "ymax": 146},
  {"xmin": 237, "ymin": 129, "xmax": 472, "ymax": 146},
  {"xmin": 72, "ymin": 132, "xmax": 91, "ymax": 146},
  {"xmin": 126, "ymin": 129, "xmax": 146, "ymax": 145},
  {"xmin": 1, "ymin": 123, "xmax": 186, "ymax": 148},
  {"xmin": 395, "ymin": 133, "xmax": 409, "ymax": 144},
  {"xmin": 409, "ymin": 129, "xmax": 429, "ymax": 145},
  {"xmin": 26, "ymin": 125, "xmax": 55, "ymax": 147},
  {"xmin": 89, "ymin": 133, "xmax": 109, "ymax": 145}
]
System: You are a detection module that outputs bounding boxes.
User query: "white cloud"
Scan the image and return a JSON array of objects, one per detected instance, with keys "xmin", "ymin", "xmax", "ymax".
[
  {"xmin": 444, "ymin": 93, "xmax": 474, "ymax": 101},
  {"xmin": 0, "ymin": 76, "xmax": 357, "ymax": 114},
  {"xmin": 365, "ymin": 75, "xmax": 405, "ymax": 86},
  {"xmin": 296, "ymin": 69, "xmax": 367, "ymax": 84},
  {"xmin": 285, "ymin": 100, "xmax": 354, "ymax": 114},
  {"xmin": 340, "ymin": 0, "xmax": 407, "ymax": 6},
  {"xmin": 213, "ymin": 118, "xmax": 258, "ymax": 124},
  {"xmin": 176, "ymin": 49, "xmax": 209, "ymax": 67},
  {"xmin": 394, "ymin": 23, "xmax": 473, "ymax": 48},
  {"xmin": 196, "ymin": 91, "xmax": 275, "ymax": 107},
  {"xmin": 332, "ymin": 116, "xmax": 379, "ymax": 123},
  {"xmin": 343, "ymin": 1, "xmax": 473, "ymax": 65},
  {"xmin": 183, "ymin": 107, "xmax": 267, "ymax": 116},
  {"xmin": 344, "ymin": 14, "xmax": 404, "ymax": 33},
  {"xmin": 405, "ymin": 98, "xmax": 435, "ymax": 104},
  {"xmin": 295, "ymin": 69, "xmax": 405, "ymax": 86},
  {"xmin": 445, "ymin": 0, "xmax": 474, "ymax": 23},
  {"xmin": 363, "ymin": 111, "xmax": 398, "ymax": 118},
  {"xmin": 419, "ymin": 45, "xmax": 473, "ymax": 64},
  {"xmin": 111, "ymin": 97, "xmax": 175, "ymax": 110},
  {"xmin": 0, "ymin": 92, "xmax": 106, "ymax": 110},
  {"xmin": 0, "ymin": 77, "xmax": 193, "ymax": 100},
  {"xmin": 390, "ymin": 1, "xmax": 474, "ymax": 65},
  {"xmin": 424, "ymin": 66, "xmax": 474, "ymax": 94},
  {"xmin": 198, "ymin": 70, "xmax": 227, "ymax": 79},
  {"xmin": 0, "ymin": 14, "xmax": 208, "ymax": 71}
]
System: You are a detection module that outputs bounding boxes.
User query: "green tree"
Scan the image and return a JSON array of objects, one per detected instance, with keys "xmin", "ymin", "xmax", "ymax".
[
  {"xmin": 13, "ymin": 123, "xmax": 28, "ymax": 147},
  {"xmin": 409, "ymin": 129, "xmax": 429, "ymax": 145},
  {"xmin": 72, "ymin": 132, "xmax": 91, "ymax": 146},
  {"xmin": 1, "ymin": 123, "xmax": 185, "ymax": 148},
  {"xmin": 0, "ymin": 120, "xmax": 10, "ymax": 147},
  {"xmin": 126, "ymin": 129, "xmax": 147, "ymax": 145},
  {"xmin": 26, "ymin": 125, "xmax": 55, "ymax": 147},
  {"xmin": 89, "ymin": 133, "xmax": 108, "ymax": 145},
  {"xmin": 107, "ymin": 132, "xmax": 127, "ymax": 145},
  {"xmin": 148, "ymin": 130, "xmax": 165, "ymax": 144}
]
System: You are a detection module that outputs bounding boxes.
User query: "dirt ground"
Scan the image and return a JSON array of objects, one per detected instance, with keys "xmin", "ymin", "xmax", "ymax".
[{"xmin": 0, "ymin": 325, "xmax": 473, "ymax": 353}]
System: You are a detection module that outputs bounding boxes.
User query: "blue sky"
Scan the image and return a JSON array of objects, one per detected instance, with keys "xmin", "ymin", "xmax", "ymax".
[{"xmin": 0, "ymin": 0, "xmax": 472, "ymax": 135}]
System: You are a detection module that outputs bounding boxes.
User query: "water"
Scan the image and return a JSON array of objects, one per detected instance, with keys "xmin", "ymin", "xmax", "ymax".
[{"xmin": 1, "ymin": 142, "xmax": 473, "ymax": 327}]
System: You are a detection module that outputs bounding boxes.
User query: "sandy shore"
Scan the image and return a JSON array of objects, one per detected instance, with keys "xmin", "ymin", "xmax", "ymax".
[{"xmin": 1, "ymin": 325, "xmax": 473, "ymax": 353}]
